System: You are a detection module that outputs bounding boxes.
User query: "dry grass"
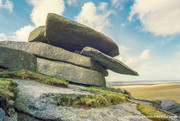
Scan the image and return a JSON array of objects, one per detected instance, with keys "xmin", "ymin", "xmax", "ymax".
[
  {"xmin": 110, "ymin": 81, "xmax": 180, "ymax": 103},
  {"xmin": 137, "ymin": 103, "xmax": 170, "ymax": 121},
  {"xmin": 0, "ymin": 78, "xmax": 18, "ymax": 115},
  {"xmin": 57, "ymin": 86, "xmax": 128, "ymax": 109}
]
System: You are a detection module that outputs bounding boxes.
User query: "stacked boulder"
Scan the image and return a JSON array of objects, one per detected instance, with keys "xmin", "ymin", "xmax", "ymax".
[
  {"xmin": 0, "ymin": 13, "xmax": 138, "ymax": 87},
  {"xmin": 0, "ymin": 46, "xmax": 37, "ymax": 72}
]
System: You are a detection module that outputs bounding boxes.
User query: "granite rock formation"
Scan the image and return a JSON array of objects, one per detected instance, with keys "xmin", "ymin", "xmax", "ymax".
[
  {"xmin": 37, "ymin": 58, "xmax": 106, "ymax": 86},
  {"xmin": 0, "ymin": 12, "xmax": 138, "ymax": 86},
  {"xmin": 81, "ymin": 47, "xmax": 138, "ymax": 76},
  {"xmin": 0, "ymin": 41, "xmax": 108, "ymax": 76},
  {"xmin": 0, "ymin": 46, "xmax": 37, "ymax": 72},
  {"xmin": 29, "ymin": 13, "xmax": 119, "ymax": 57}
]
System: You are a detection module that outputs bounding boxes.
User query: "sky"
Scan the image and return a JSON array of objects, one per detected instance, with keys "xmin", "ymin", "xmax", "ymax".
[{"xmin": 0, "ymin": 0, "xmax": 180, "ymax": 81}]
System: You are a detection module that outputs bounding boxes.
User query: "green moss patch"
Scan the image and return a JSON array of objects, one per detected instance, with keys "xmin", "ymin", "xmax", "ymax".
[
  {"xmin": 57, "ymin": 86, "xmax": 128, "ymax": 109},
  {"xmin": 0, "ymin": 69, "xmax": 68, "ymax": 88},
  {"xmin": 0, "ymin": 78, "xmax": 18, "ymax": 115},
  {"xmin": 137, "ymin": 103, "xmax": 170, "ymax": 121}
]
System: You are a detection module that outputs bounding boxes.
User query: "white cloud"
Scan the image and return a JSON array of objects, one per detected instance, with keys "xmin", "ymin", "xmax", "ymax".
[
  {"xmin": 106, "ymin": 45, "xmax": 152, "ymax": 81},
  {"xmin": 116, "ymin": 45, "xmax": 151, "ymax": 68},
  {"xmin": 12, "ymin": 25, "xmax": 35, "ymax": 41},
  {"xmin": 66, "ymin": 0, "xmax": 77, "ymax": 6},
  {"xmin": 121, "ymin": 23, "xmax": 125, "ymax": 27},
  {"xmin": 0, "ymin": 33, "xmax": 9, "ymax": 41},
  {"xmin": 4, "ymin": 0, "xmax": 65, "ymax": 42},
  {"xmin": 176, "ymin": 52, "xmax": 180, "ymax": 57},
  {"xmin": 75, "ymin": 2, "xmax": 113, "ymax": 33},
  {"xmin": 29, "ymin": 0, "xmax": 65, "ymax": 27},
  {"xmin": 98, "ymin": 2, "xmax": 108, "ymax": 11},
  {"xmin": 129, "ymin": 0, "xmax": 180, "ymax": 36},
  {"xmin": 106, "ymin": 45, "xmax": 180, "ymax": 81},
  {"xmin": 111, "ymin": 0, "xmax": 124, "ymax": 10},
  {"xmin": 0, "ymin": 0, "xmax": 13, "ymax": 12}
]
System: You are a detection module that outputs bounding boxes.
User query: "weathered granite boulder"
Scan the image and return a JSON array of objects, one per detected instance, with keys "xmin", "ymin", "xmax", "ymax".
[
  {"xmin": 0, "ymin": 108, "xmax": 5, "ymax": 121},
  {"xmin": 0, "ymin": 41, "xmax": 108, "ymax": 76},
  {"xmin": 0, "ymin": 46, "xmax": 37, "ymax": 72},
  {"xmin": 155, "ymin": 99, "xmax": 180, "ymax": 116},
  {"xmin": 81, "ymin": 47, "xmax": 138, "ymax": 76},
  {"xmin": 29, "ymin": 13, "xmax": 119, "ymax": 57},
  {"xmin": 14, "ymin": 79, "xmax": 151, "ymax": 121},
  {"xmin": 37, "ymin": 58, "xmax": 106, "ymax": 86},
  {"xmin": 28, "ymin": 26, "xmax": 47, "ymax": 43}
]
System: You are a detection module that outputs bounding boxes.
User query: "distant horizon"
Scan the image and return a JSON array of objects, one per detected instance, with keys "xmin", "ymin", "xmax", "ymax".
[{"xmin": 106, "ymin": 80, "xmax": 180, "ymax": 82}]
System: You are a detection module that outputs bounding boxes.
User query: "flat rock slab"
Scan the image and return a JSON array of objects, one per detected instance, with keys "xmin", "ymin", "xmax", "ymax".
[
  {"xmin": 0, "ymin": 46, "xmax": 37, "ymax": 72},
  {"xmin": 0, "ymin": 108, "xmax": 5, "ymax": 121},
  {"xmin": 29, "ymin": 13, "xmax": 119, "ymax": 57},
  {"xmin": 14, "ymin": 79, "xmax": 150, "ymax": 121},
  {"xmin": 14, "ymin": 79, "xmax": 93, "ymax": 98},
  {"xmin": 81, "ymin": 47, "xmax": 138, "ymax": 76},
  {"xmin": 0, "ymin": 41, "xmax": 108, "ymax": 76},
  {"xmin": 155, "ymin": 98, "xmax": 180, "ymax": 116},
  {"xmin": 37, "ymin": 58, "xmax": 106, "ymax": 87}
]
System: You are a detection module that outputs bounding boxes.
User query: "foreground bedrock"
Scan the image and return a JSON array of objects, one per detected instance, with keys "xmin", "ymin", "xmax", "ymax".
[{"xmin": 14, "ymin": 79, "xmax": 151, "ymax": 121}]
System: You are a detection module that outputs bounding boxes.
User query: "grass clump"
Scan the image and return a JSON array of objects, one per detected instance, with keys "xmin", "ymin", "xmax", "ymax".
[
  {"xmin": 87, "ymin": 86, "xmax": 129, "ymax": 99},
  {"xmin": 0, "ymin": 69, "xmax": 68, "ymax": 88},
  {"xmin": 57, "ymin": 86, "xmax": 128, "ymax": 109},
  {"xmin": 0, "ymin": 78, "xmax": 18, "ymax": 116},
  {"xmin": 137, "ymin": 103, "xmax": 170, "ymax": 121}
]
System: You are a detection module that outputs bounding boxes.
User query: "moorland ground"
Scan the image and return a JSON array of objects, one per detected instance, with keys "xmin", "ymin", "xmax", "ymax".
[{"xmin": 108, "ymin": 81, "xmax": 180, "ymax": 103}]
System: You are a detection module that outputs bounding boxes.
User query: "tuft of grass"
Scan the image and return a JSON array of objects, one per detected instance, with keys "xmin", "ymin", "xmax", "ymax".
[
  {"xmin": 0, "ymin": 69, "xmax": 68, "ymax": 88},
  {"xmin": 77, "ymin": 115, "xmax": 86, "ymax": 119},
  {"xmin": 57, "ymin": 86, "xmax": 128, "ymax": 109},
  {"xmin": 137, "ymin": 103, "xmax": 170, "ymax": 121},
  {"xmin": 85, "ymin": 86, "xmax": 128, "ymax": 104},
  {"xmin": 0, "ymin": 78, "xmax": 18, "ymax": 116}
]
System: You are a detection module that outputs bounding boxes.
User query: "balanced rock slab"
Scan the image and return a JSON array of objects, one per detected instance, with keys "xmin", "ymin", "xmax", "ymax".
[
  {"xmin": 81, "ymin": 47, "xmax": 139, "ymax": 76},
  {"xmin": 37, "ymin": 58, "xmax": 106, "ymax": 86},
  {"xmin": 0, "ymin": 46, "xmax": 37, "ymax": 71},
  {"xmin": 29, "ymin": 13, "xmax": 119, "ymax": 57},
  {"xmin": 0, "ymin": 41, "xmax": 108, "ymax": 76}
]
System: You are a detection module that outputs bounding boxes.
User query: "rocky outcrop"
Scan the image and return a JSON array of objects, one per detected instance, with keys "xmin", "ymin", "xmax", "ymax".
[
  {"xmin": 37, "ymin": 58, "xmax": 106, "ymax": 86},
  {"xmin": 0, "ymin": 46, "xmax": 37, "ymax": 72},
  {"xmin": 0, "ymin": 12, "xmax": 139, "ymax": 86},
  {"xmin": 0, "ymin": 108, "xmax": 18, "ymax": 121},
  {"xmin": 156, "ymin": 99, "xmax": 180, "ymax": 116},
  {"xmin": 14, "ymin": 79, "xmax": 151, "ymax": 121},
  {"xmin": 81, "ymin": 47, "xmax": 138, "ymax": 76},
  {"xmin": 0, "ymin": 41, "xmax": 108, "ymax": 76},
  {"xmin": 0, "ymin": 108, "xmax": 5, "ymax": 121},
  {"xmin": 29, "ymin": 13, "xmax": 119, "ymax": 57}
]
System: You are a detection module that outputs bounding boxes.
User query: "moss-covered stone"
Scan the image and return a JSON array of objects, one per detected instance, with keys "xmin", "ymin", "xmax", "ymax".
[
  {"xmin": 0, "ymin": 69, "xmax": 68, "ymax": 88},
  {"xmin": 137, "ymin": 103, "xmax": 170, "ymax": 121}
]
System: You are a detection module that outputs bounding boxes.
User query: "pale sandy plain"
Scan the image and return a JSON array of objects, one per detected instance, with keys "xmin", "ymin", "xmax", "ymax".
[{"xmin": 108, "ymin": 81, "xmax": 180, "ymax": 103}]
